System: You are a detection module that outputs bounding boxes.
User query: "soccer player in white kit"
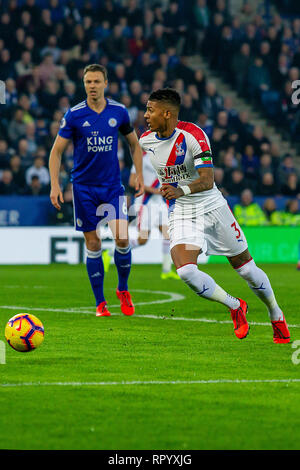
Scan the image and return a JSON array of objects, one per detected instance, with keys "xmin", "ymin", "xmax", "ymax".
[
  {"xmin": 129, "ymin": 152, "xmax": 179, "ymax": 280},
  {"xmin": 140, "ymin": 88, "xmax": 290, "ymax": 343}
]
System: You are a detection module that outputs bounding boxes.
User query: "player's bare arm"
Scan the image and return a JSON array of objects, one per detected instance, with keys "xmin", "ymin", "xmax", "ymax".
[
  {"xmin": 160, "ymin": 166, "xmax": 214, "ymax": 200},
  {"xmin": 125, "ymin": 131, "xmax": 144, "ymax": 197},
  {"xmin": 49, "ymin": 134, "xmax": 70, "ymax": 210}
]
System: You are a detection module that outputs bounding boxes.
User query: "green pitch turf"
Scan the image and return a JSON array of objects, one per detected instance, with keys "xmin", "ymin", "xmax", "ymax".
[{"xmin": 0, "ymin": 263, "xmax": 299, "ymax": 450}]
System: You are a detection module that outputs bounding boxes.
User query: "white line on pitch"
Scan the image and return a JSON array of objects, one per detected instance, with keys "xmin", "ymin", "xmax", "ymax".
[
  {"xmin": 1, "ymin": 378, "xmax": 300, "ymax": 388},
  {"xmin": 0, "ymin": 305, "xmax": 299, "ymax": 328}
]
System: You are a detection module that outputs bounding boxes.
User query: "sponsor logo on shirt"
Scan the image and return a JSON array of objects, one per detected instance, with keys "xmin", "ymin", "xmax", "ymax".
[
  {"xmin": 87, "ymin": 135, "xmax": 113, "ymax": 152},
  {"xmin": 158, "ymin": 163, "xmax": 190, "ymax": 183}
]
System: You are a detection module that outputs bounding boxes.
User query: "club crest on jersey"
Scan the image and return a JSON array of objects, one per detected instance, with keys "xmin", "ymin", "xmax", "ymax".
[
  {"xmin": 108, "ymin": 118, "xmax": 117, "ymax": 127},
  {"xmin": 175, "ymin": 142, "xmax": 185, "ymax": 157}
]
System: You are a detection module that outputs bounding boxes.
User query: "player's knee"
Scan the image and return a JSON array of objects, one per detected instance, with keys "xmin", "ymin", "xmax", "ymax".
[
  {"xmin": 115, "ymin": 239, "xmax": 129, "ymax": 249},
  {"xmin": 85, "ymin": 240, "xmax": 101, "ymax": 252},
  {"xmin": 138, "ymin": 237, "xmax": 148, "ymax": 246},
  {"xmin": 176, "ymin": 263, "xmax": 198, "ymax": 283}
]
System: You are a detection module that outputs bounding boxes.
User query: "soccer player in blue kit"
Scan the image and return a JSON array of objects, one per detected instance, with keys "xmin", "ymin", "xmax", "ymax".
[{"xmin": 49, "ymin": 64, "xmax": 144, "ymax": 317}]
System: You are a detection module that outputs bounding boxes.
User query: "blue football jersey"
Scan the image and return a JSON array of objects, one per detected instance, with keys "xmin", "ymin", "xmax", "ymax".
[{"xmin": 58, "ymin": 98, "xmax": 133, "ymax": 186}]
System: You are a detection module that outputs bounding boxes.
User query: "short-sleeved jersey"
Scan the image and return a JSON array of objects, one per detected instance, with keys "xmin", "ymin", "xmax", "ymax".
[
  {"xmin": 131, "ymin": 152, "xmax": 162, "ymax": 207},
  {"xmin": 139, "ymin": 121, "xmax": 226, "ymax": 213},
  {"xmin": 58, "ymin": 98, "xmax": 133, "ymax": 186}
]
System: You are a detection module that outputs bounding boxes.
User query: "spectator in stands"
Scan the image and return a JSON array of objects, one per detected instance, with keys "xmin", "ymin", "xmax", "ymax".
[
  {"xmin": 102, "ymin": 24, "xmax": 129, "ymax": 62},
  {"xmin": 224, "ymin": 168, "xmax": 248, "ymax": 196},
  {"xmin": 263, "ymin": 198, "xmax": 286, "ymax": 225},
  {"xmin": 25, "ymin": 155, "xmax": 50, "ymax": 188},
  {"xmin": 7, "ymin": 108, "xmax": 26, "ymax": 143},
  {"xmin": 278, "ymin": 154, "xmax": 297, "ymax": 184},
  {"xmin": 284, "ymin": 199, "xmax": 300, "ymax": 225},
  {"xmin": 24, "ymin": 174, "xmax": 48, "ymax": 196},
  {"xmin": 15, "ymin": 50, "xmax": 33, "ymax": 78},
  {"xmin": 257, "ymin": 172, "xmax": 279, "ymax": 197},
  {"xmin": 128, "ymin": 25, "xmax": 148, "ymax": 59},
  {"xmin": 18, "ymin": 138, "xmax": 34, "ymax": 169},
  {"xmin": 213, "ymin": 167, "xmax": 227, "ymax": 196},
  {"xmin": 247, "ymin": 56, "xmax": 271, "ymax": 101},
  {"xmin": 0, "ymin": 169, "xmax": 18, "ymax": 195},
  {"xmin": 149, "ymin": 23, "xmax": 167, "ymax": 56},
  {"xmin": 281, "ymin": 173, "xmax": 300, "ymax": 198},
  {"xmin": 0, "ymin": 140, "xmax": 12, "ymax": 170},
  {"xmin": 241, "ymin": 144, "xmax": 260, "ymax": 185},
  {"xmin": 200, "ymin": 81, "xmax": 223, "ymax": 119},
  {"xmin": 234, "ymin": 189, "xmax": 267, "ymax": 226},
  {"xmin": 9, "ymin": 154, "xmax": 26, "ymax": 194},
  {"xmin": 179, "ymin": 93, "xmax": 198, "ymax": 122},
  {"xmin": 259, "ymin": 153, "xmax": 274, "ymax": 178}
]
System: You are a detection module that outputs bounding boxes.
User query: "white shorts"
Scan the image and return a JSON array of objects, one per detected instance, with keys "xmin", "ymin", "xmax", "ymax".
[
  {"xmin": 137, "ymin": 200, "xmax": 168, "ymax": 232},
  {"xmin": 168, "ymin": 202, "xmax": 248, "ymax": 256}
]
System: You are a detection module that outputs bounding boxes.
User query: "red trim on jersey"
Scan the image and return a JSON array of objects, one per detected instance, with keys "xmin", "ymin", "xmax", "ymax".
[
  {"xmin": 140, "ymin": 130, "xmax": 152, "ymax": 139},
  {"xmin": 177, "ymin": 121, "xmax": 210, "ymax": 153},
  {"xmin": 234, "ymin": 257, "xmax": 253, "ymax": 270},
  {"xmin": 176, "ymin": 262, "xmax": 198, "ymax": 270}
]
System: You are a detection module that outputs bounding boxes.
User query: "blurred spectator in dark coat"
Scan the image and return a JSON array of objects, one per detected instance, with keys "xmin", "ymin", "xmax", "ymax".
[
  {"xmin": 200, "ymin": 82, "xmax": 223, "ymax": 120},
  {"xmin": 257, "ymin": 172, "xmax": 279, "ymax": 196},
  {"xmin": 0, "ymin": 169, "xmax": 18, "ymax": 195},
  {"xmin": 24, "ymin": 175, "xmax": 49, "ymax": 195},
  {"xmin": 247, "ymin": 56, "xmax": 271, "ymax": 100},
  {"xmin": 281, "ymin": 173, "xmax": 300, "ymax": 198},
  {"xmin": 102, "ymin": 24, "xmax": 129, "ymax": 62},
  {"xmin": 9, "ymin": 154, "xmax": 26, "ymax": 193},
  {"xmin": 224, "ymin": 168, "xmax": 248, "ymax": 196}
]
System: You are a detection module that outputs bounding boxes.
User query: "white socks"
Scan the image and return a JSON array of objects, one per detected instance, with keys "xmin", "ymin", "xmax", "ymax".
[
  {"xmin": 176, "ymin": 263, "xmax": 240, "ymax": 309},
  {"xmin": 162, "ymin": 239, "xmax": 172, "ymax": 273},
  {"xmin": 235, "ymin": 259, "xmax": 283, "ymax": 321}
]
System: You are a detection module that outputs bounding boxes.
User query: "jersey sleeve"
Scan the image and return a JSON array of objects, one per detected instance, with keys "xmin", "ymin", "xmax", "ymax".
[
  {"xmin": 188, "ymin": 132, "xmax": 214, "ymax": 170},
  {"xmin": 58, "ymin": 110, "xmax": 73, "ymax": 140},
  {"xmin": 119, "ymin": 107, "xmax": 134, "ymax": 135}
]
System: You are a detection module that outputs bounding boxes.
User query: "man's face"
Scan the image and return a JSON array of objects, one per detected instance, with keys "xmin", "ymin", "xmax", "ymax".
[
  {"xmin": 84, "ymin": 71, "xmax": 107, "ymax": 100},
  {"xmin": 144, "ymin": 100, "xmax": 169, "ymax": 133}
]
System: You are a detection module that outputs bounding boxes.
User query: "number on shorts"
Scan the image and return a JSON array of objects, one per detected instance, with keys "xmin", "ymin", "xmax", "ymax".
[
  {"xmin": 122, "ymin": 200, "xmax": 127, "ymax": 215},
  {"xmin": 231, "ymin": 221, "xmax": 241, "ymax": 239}
]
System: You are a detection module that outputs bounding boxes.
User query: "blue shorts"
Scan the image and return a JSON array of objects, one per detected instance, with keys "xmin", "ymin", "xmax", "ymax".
[{"xmin": 72, "ymin": 182, "xmax": 128, "ymax": 232}]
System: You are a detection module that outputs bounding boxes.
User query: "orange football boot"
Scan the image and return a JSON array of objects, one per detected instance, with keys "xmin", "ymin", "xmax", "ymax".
[
  {"xmin": 230, "ymin": 298, "xmax": 249, "ymax": 339},
  {"xmin": 116, "ymin": 289, "xmax": 135, "ymax": 316},
  {"xmin": 96, "ymin": 301, "xmax": 111, "ymax": 317},
  {"xmin": 272, "ymin": 316, "xmax": 290, "ymax": 343}
]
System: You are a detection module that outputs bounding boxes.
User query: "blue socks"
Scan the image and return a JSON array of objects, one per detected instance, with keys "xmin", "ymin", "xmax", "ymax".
[
  {"xmin": 86, "ymin": 249, "xmax": 105, "ymax": 306},
  {"xmin": 114, "ymin": 245, "xmax": 132, "ymax": 291}
]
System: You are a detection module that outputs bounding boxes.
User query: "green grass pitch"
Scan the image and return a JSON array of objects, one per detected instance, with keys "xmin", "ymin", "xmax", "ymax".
[{"xmin": 0, "ymin": 263, "xmax": 299, "ymax": 450}]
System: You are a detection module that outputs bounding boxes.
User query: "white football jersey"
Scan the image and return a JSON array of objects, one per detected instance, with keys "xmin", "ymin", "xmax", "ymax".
[{"xmin": 139, "ymin": 121, "xmax": 226, "ymax": 213}]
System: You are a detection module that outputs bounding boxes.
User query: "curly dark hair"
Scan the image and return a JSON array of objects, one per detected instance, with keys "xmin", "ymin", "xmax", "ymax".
[{"xmin": 148, "ymin": 88, "xmax": 181, "ymax": 110}]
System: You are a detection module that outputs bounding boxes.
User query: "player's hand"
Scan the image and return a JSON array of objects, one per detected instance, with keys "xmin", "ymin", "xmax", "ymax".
[
  {"xmin": 160, "ymin": 184, "xmax": 183, "ymax": 200},
  {"xmin": 134, "ymin": 174, "xmax": 144, "ymax": 197},
  {"xmin": 50, "ymin": 184, "xmax": 64, "ymax": 210}
]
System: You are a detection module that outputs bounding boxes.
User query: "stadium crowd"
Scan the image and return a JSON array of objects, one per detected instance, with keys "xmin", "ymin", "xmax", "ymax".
[{"xmin": 0, "ymin": 0, "xmax": 299, "ymax": 226}]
